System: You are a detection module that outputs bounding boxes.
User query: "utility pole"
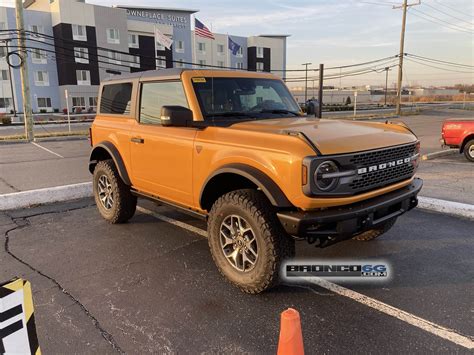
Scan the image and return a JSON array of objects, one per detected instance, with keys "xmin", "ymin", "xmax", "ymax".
[
  {"xmin": 302, "ymin": 62, "xmax": 312, "ymax": 104},
  {"xmin": 384, "ymin": 66, "xmax": 391, "ymax": 107},
  {"xmin": 393, "ymin": 0, "xmax": 420, "ymax": 115},
  {"xmin": 15, "ymin": 0, "xmax": 34, "ymax": 141},
  {"xmin": 317, "ymin": 63, "xmax": 324, "ymax": 118}
]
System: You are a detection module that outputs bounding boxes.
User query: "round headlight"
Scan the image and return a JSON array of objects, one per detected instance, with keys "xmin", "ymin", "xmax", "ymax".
[{"xmin": 314, "ymin": 161, "xmax": 339, "ymax": 191}]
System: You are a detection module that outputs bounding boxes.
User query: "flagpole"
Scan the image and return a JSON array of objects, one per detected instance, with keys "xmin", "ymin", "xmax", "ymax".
[
  {"xmin": 210, "ymin": 22, "xmax": 214, "ymax": 69},
  {"xmin": 192, "ymin": 15, "xmax": 196, "ymax": 69},
  {"xmin": 226, "ymin": 33, "xmax": 229, "ymax": 69}
]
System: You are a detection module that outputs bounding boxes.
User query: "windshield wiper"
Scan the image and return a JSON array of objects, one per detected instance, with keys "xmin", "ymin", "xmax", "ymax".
[
  {"xmin": 206, "ymin": 112, "xmax": 256, "ymax": 119},
  {"xmin": 258, "ymin": 109, "xmax": 301, "ymax": 116}
]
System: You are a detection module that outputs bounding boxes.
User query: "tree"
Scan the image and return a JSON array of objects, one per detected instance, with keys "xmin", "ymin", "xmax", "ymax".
[{"xmin": 345, "ymin": 96, "xmax": 351, "ymax": 105}]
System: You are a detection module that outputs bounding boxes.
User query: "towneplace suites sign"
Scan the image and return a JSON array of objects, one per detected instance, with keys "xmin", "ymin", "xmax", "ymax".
[{"xmin": 123, "ymin": 8, "xmax": 191, "ymax": 29}]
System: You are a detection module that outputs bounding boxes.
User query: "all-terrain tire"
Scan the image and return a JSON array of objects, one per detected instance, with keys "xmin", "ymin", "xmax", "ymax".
[
  {"xmin": 207, "ymin": 189, "xmax": 295, "ymax": 294},
  {"xmin": 463, "ymin": 139, "xmax": 474, "ymax": 162},
  {"xmin": 93, "ymin": 159, "xmax": 137, "ymax": 224},
  {"xmin": 352, "ymin": 217, "xmax": 397, "ymax": 241}
]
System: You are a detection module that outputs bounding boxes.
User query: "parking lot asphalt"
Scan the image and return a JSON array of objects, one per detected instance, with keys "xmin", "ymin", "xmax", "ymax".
[{"xmin": 1, "ymin": 198, "xmax": 472, "ymax": 353}]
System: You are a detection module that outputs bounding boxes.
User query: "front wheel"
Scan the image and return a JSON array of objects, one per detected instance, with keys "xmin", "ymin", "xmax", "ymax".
[
  {"xmin": 207, "ymin": 189, "xmax": 295, "ymax": 294},
  {"xmin": 463, "ymin": 139, "xmax": 474, "ymax": 162},
  {"xmin": 93, "ymin": 160, "xmax": 137, "ymax": 224}
]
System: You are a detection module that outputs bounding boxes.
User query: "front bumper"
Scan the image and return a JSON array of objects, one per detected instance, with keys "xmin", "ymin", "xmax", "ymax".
[{"xmin": 277, "ymin": 178, "xmax": 423, "ymax": 247}]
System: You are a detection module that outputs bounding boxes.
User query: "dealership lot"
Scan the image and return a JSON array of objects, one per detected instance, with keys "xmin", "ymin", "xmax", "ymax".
[
  {"xmin": 0, "ymin": 108, "xmax": 473, "ymax": 352},
  {"xmin": 1, "ymin": 198, "xmax": 473, "ymax": 353}
]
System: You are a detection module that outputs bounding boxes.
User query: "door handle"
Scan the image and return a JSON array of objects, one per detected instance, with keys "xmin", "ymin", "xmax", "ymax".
[{"xmin": 131, "ymin": 137, "xmax": 144, "ymax": 144}]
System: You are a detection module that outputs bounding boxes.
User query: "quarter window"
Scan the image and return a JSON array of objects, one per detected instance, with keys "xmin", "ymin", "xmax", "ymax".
[
  {"xmin": 140, "ymin": 81, "xmax": 188, "ymax": 125},
  {"xmin": 100, "ymin": 83, "xmax": 133, "ymax": 115}
]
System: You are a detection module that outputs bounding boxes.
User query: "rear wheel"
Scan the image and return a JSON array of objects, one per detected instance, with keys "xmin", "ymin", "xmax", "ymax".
[
  {"xmin": 463, "ymin": 139, "xmax": 474, "ymax": 162},
  {"xmin": 93, "ymin": 160, "xmax": 137, "ymax": 223},
  {"xmin": 352, "ymin": 217, "xmax": 397, "ymax": 241},
  {"xmin": 207, "ymin": 189, "xmax": 295, "ymax": 294}
]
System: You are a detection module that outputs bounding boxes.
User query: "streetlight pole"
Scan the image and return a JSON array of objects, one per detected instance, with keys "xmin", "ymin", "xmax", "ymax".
[
  {"xmin": 302, "ymin": 62, "xmax": 312, "ymax": 104},
  {"xmin": 384, "ymin": 66, "xmax": 391, "ymax": 107},
  {"xmin": 2, "ymin": 40, "xmax": 17, "ymax": 117}
]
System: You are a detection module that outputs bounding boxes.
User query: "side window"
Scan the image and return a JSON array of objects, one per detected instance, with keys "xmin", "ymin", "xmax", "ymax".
[
  {"xmin": 140, "ymin": 81, "xmax": 188, "ymax": 125},
  {"xmin": 100, "ymin": 83, "xmax": 133, "ymax": 115}
]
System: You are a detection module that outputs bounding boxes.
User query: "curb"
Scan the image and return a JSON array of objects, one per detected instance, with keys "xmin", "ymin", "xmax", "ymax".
[
  {"xmin": 422, "ymin": 149, "xmax": 457, "ymax": 161},
  {"xmin": 1, "ymin": 183, "xmax": 473, "ymax": 220},
  {"xmin": 418, "ymin": 196, "xmax": 474, "ymax": 220},
  {"xmin": 0, "ymin": 182, "xmax": 92, "ymax": 211}
]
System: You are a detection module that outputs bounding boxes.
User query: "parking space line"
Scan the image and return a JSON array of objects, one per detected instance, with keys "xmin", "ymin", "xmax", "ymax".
[
  {"xmin": 136, "ymin": 205, "xmax": 474, "ymax": 350},
  {"xmin": 31, "ymin": 142, "xmax": 64, "ymax": 158}
]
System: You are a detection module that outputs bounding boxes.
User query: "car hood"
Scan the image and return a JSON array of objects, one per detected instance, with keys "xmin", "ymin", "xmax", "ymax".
[{"xmin": 230, "ymin": 117, "xmax": 417, "ymax": 155}]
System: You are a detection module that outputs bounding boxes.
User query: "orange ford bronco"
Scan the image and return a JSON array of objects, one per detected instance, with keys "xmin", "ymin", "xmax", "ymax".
[{"xmin": 89, "ymin": 69, "xmax": 422, "ymax": 293}]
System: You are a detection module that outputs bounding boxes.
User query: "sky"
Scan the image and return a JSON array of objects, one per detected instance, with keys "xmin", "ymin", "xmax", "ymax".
[{"xmin": 4, "ymin": 0, "xmax": 473, "ymax": 87}]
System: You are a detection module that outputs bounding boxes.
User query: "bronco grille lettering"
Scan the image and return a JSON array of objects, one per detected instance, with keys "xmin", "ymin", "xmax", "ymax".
[{"xmin": 357, "ymin": 156, "xmax": 412, "ymax": 175}]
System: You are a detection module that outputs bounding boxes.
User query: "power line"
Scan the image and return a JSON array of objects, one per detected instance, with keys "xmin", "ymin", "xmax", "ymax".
[
  {"xmin": 406, "ymin": 53, "xmax": 474, "ymax": 68},
  {"xmin": 432, "ymin": 0, "xmax": 474, "ymax": 20},
  {"xmin": 404, "ymin": 57, "xmax": 474, "ymax": 73},
  {"xmin": 410, "ymin": 8, "xmax": 474, "ymax": 33},
  {"xmin": 423, "ymin": 3, "xmax": 474, "ymax": 27}
]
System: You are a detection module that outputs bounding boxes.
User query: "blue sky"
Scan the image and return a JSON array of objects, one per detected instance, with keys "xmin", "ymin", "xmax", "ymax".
[{"xmin": 5, "ymin": 0, "xmax": 473, "ymax": 86}]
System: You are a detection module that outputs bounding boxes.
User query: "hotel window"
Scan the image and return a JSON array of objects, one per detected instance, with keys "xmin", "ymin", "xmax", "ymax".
[
  {"xmin": 72, "ymin": 96, "xmax": 86, "ymax": 108},
  {"xmin": 256, "ymin": 47, "xmax": 264, "ymax": 58},
  {"xmin": 29, "ymin": 25, "xmax": 45, "ymax": 41},
  {"xmin": 37, "ymin": 97, "xmax": 52, "ymax": 108},
  {"xmin": 107, "ymin": 28, "xmax": 120, "ymax": 44},
  {"xmin": 236, "ymin": 47, "xmax": 243, "ymax": 57},
  {"xmin": 76, "ymin": 70, "xmax": 90, "ymax": 85},
  {"xmin": 89, "ymin": 97, "xmax": 98, "ymax": 107},
  {"xmin": 156, "ymin": 56, "xmax": 166, "ymax": 68},
  {"xmin": 108, "ymin": 51, "xmax": 121, "ymax": 65},
  {"xmin": 217, "ymin": 60, "xmax": 224, "ymax": 68},
  {"xmin": 175, "ymin": 59, "xmax": 184, "ymax": 68},
  {"xmin": 198, "ymin": 59, "xmax": 206, "ymax": 67},
  {"xmin": 72, "ymin": 24, "xmax": 87, "ymax": 41},
  {"xmin": 217, "ymin": 44, "xmax": 224, "ymax": 55},
  {"xmin": 256, "ymin": 62, "xmax": 264, "ymax": 72},
  {"xmin": 197, "ymin": 42, "xmax": 206, "ymax": 54},
  {"xmin": 74, "ymin": 47, "xmax": 89, "ymax": 64},
  {"xmin": 0, "ymin": 70, "xmax": 8, "ymax": 80},
  {"xmin": 176, "ymin": 40, "xmax": 184, "ymax": 53},
  {"xmin": 236, "ymin": 62, "xmax": 244, "ymax": 69},
  {"xmin": 128, "ymin": 33, "xmax": 139, "ymax": 48},
  {"xmin": 34, "ymin": 71, "xmax": 49, "ymax": 86},
  {"xmin": 0, "ymin": 98, "xmax": 11, "ymax": 109},
  {"xmin": 130, "ymin": 55, "xmax": 140, "ymax": 68},
  {"xmin": 31, "ymin": 49, "xmax": 47, "ymax": 64}
]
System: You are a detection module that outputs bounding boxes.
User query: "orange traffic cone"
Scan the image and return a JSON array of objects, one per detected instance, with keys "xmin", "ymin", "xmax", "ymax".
[{"xmin": 277, "ymin": 308, "xmax": 304, "ymax": 355}]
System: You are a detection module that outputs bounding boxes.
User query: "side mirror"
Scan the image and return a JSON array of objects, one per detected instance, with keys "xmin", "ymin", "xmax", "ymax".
[{"xmin": 160, "ymin": 106, "xmax": 193, "ymax": 127}]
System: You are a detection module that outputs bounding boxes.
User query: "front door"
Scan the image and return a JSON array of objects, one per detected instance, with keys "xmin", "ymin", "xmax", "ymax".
[{"xmin": 130, "ymin": 80, "xmax": 196, "ymax": 207}]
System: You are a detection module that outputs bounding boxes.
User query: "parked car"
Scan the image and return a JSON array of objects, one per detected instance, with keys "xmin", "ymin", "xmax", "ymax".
[
  {"xmin": 441, "ymin": 118, "xmax": 474, "ymax": 162},
  {"xmin": 89, "ymin": 69, "xmax": 422, "ymax": 293}
]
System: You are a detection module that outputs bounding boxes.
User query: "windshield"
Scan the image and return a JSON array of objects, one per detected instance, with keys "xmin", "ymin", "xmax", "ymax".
[{"xmin": 192, "ymin": 77, "xmax": 301, "ymax": 121}]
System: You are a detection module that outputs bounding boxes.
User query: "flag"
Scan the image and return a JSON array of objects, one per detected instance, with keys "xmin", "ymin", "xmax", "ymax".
[
  {"xmin": 228, "ymin": 37, "xmax": 241, "ymax": 56},
  {"xmin": 195, "ymin": 18, "xmax": 215, "ymax": 40},
  {"xmin": 154, "ymin": 27, "xmax": 173, "ymax": 50}
]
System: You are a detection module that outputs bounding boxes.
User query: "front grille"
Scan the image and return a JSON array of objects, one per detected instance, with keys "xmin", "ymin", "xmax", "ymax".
[{"xmin": 348, "ymin": 143, "xmax": 417, "ymax": 193}]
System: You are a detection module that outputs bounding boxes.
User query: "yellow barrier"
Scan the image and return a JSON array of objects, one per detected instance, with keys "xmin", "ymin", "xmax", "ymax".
[{"xmin": 0, "ymin": 278, "xmax": 41, "ymax": 355}]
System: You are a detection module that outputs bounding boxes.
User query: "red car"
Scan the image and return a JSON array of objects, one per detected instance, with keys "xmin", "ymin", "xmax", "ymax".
[{"xmin": 441, "ymin": 118, "xmax": 474, "ymax": 162}]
